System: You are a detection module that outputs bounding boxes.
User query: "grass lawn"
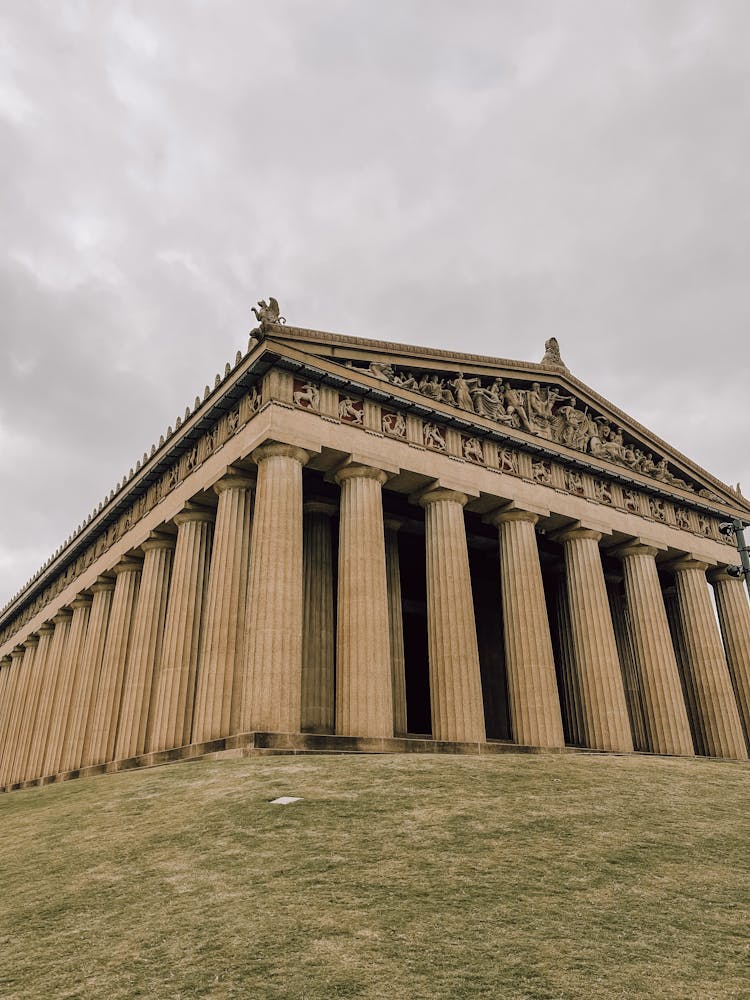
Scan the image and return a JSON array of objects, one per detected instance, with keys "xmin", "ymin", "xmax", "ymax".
[{"xmin": 0, "ymin": 751, "xmax": 748, "ymax": 999}]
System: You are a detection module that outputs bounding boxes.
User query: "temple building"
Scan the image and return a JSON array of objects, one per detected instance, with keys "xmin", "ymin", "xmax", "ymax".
[{"xmin": 1, "ymin": 302, "xmax": 750, "ymax": 791}]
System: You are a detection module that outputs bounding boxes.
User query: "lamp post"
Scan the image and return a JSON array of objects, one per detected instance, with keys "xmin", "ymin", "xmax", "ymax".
[{"xmin": 719, "ymin": 518, "xmax": 750, "ymax": 599}]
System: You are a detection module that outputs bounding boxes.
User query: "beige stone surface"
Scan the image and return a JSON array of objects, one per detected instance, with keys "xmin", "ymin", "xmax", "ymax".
[
  {"xmin": 60, "ymin": 577, "xmax": 115, "ymax": 774},
  {"xmin": 710, "ymin": 569, "xmax": 750, "ymax": 752},
  {"xmin": 43, "ymin": 595, "xmax": 92, "ymax": 778},
  {"xmin": 149, "ymin": 506, "xmax": 213, "ymax": 753},
  {"xmin": 242, "ymin": 444, "xmax": 308, "ymax": 733},
  {"xmin": 82, "ymin": 558, "xmax": 141, "ymax": 767},
  {"xmin": 7, "ymin": 628, "xmax": 41, "ymax": 785},
  {"xmin": 555, "ymin": 528, "xmax": 633, "ymax": 752},
  {"xmin": 671, "ymin": 558, "xmax": 747, "ymax": 760},
  {"xmin": 192, "ymin": 469, "xmax": 255, "ymax": 742},
  {"xmin": 605, "ymin": 577, "xmax": 648, "ymax": 753},
  {"xmin": 384, "ymin": 517, "xmax": 408, "ymax": 737},
  {"xmin": 553, "ymin": 569, "xmax": 583, "ymax": 746},
  {"xmin": 301, "ymin": 501, "xmax": 336, "ymax": 733},
  {"xmin": 0, "ymin": 653, "xmax": 18, "ymax": 782},
  {"xmin": 115, "ymin": 535, "xmax": 174, "ymax": 760},
  {"xmin": 491, "ymin": 509, "xmax": 564, "ymax": 747},
  {"xmin": 420, "ymin": 488, "xmax": 485, "ymax": 743},
  {"xmin": 26, "ymin": 608, "xmax": 72, "ymax": 780},
  {"xmin": 614, "ymin": 544, "xmax": 694, "ymax": 756},
  {"xmin": 3, "ymin": 334, "xmax": 750, "ymax": 785},
  {"xmin": 335, "ymin": 464, "xmax": 394, "ymax": 738}
]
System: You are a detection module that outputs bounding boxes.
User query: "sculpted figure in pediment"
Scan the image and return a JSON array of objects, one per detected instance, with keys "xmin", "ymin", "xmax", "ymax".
[
  {"xmin": 501, "ymin": 383, "xmax": 534, "ymax": 433},
  {"xmin": 368, "ymin": 361, "xmax": 395, "ymax": 382},
  {"xmin": 552, "ymin": 399, "xmax": 591, "ymax": 450},
  {"xmin": 450, "ymin": 372, "xmax": 480, "ymax": 412},
  {"xmin": 393, "ymin": 371, "xmax": 419, "ymax": 391},
  {"xmin": 471, "ymin": 378, "xmax": 516, "ymax": 424}
]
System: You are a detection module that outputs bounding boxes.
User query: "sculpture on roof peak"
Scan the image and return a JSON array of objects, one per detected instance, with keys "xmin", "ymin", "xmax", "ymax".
[
  {"xmin": 251, "ymin": 297, "xmax": 286, "ymax": 336},
  {"xmin": 540, "ymin": 336, "xmax": 569, "ymax": 372}
]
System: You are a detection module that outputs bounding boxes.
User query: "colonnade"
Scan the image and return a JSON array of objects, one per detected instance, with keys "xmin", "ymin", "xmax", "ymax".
[{"xmin": 1, "ymin": 444, "xmax": 750, "ymax": 791}]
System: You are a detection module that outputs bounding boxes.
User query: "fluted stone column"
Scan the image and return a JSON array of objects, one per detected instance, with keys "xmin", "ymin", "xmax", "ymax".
[
  {"xmin": 301, "ymin": 500, "xmax": 336, "ymax": 733},
  {"xmin": 490, "ymin": 509, "xmax": 564, "ymax": 748},
  {"xmin": 115, "ymin": 534, "xmax": 175, "ymax": 761},
  {"xmin": 710, "ymin": 567, "xmax": 750, "ymax": 751},
  {"xmin": 0, "ymin": 653, "xmax": 19, "ymax": 780},
  {"xmin": 554, "ymin": 527, "xmax": 633, "ymax": 752},
  {"xmin": 149, "ymin": 506, "xmax": 213, "ymax": 753},
  {"xmin": 26, "ymin": 608, "xmax": 72, "ymax": 780},
  {"xmin": 0, "ymin": 644, "xmax": 28, "ymax": 788},
  {"xmin": 605, "ymin": 575, "xmax": 648, "ymax": 753},
  {"xmin": 335, "ymin": 464, "xmax": 393, "ymax": 738},
  {"xmin": 552, "ymin": 569, "xmax": 583, "ymax": 746},
  {"xmin": 83, "ymin": 557, "xmax": 142, "ymax": 767},
  {"xmin": 4, "ymin": 636, "xmax": 39, "ymax": 786},
  {"xmin": 385, "ymin": 517, "xmax": 408, "ymax": 737},
  {"xmin": 43, "ymin": 595, "xmax": 92, "ymax": 778},
  {"xmin": 663, "ymin": 585, "xmax": 705, "ymax": 754},
  {"xmin": 16, "ymin": 624, "xmax": 54, "ymax": 782},
  {"xmin": 192, "ymin": 469, "xmax": 254, "ymax": 743},
  {"xmin": 670, "ymin": 558, "xmax": 747, "ymax": 759},
  {"xmin": 420, "ymin": 488, "xmax": 485, "ymax": 744},
  {"xmin": 242, "ymin": 444, "xmax": 309, "ymax": 734},
  {"xmin": 61, "ymin": 576, "xmax": 115, "ymax": 773},
  {"xmin": 614, "ymin": 544, "xmax": 693, "ymax": 756}
]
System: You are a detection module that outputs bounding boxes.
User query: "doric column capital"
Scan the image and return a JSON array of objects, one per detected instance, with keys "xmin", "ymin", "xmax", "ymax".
[
  {"xmin": 612, "ymin": 541, "xmax": 660, "ymax": 560},
  {"xmin": 22, "ymin": 633, "xmax": 40, "ymax": 648},
  {"xmin": 488, "ymin": 508, "xmax": 540, "ymax": 527},
  {"xmin": 214, "ymin": 466, "xmax": 256, "ymax": 495},
  {"xmin": 11, "ymin": 645, "xmax": 25, "ymax": 658},
  {"xmin": 112, "ymin": 556, "xmax": 143, "ymax": 575},
  {"xmin": 334, "ymin": 463, "xmax": 389, "ymax": 487},
  {"xmin": 0, "ymin": 655, "xmax": 10, "ymax": 669},
  {"xmin": 70, "ymin": 594, "xmax": 94, "ymax": 610},
  {"xmin": 91, "ymin": 574, "xmax": 116, "ymax": 593},
  {"xmin": 417, "ymin": 487, "xmax": 469, "ymax": 509},
  {"xmin": 251, "ymin": 442, "xmax": 310, "ymax": 466},
  {"xmin": 303, "ymin": 500, "xmax": 338, "ymax": 517},
  {"xmin": 38, "ymin": 622, "xmax": 55, "ymax": 635},
  {"xmin": 553, "ymin": 526, "xmax": 603, "ymax": 544},
  {"xmin": 141, "ymin": 531, "xmax": 176, "ymax": 553},
  {"xmin": 174, "ymin": 503, "xmax": 215, "ymax": 527},
  {"xmin": 52, "ymin": 608, "xmax": 74, "ymax": 624},
  {"xmin": 668, "ymin": 556, "xmax": 709, "ymax": 574}
]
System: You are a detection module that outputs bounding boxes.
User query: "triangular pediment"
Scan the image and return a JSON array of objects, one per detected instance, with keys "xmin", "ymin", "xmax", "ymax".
[{"xmin": 264, "ymin": 323, "xmax": 749, "ymax": 517}]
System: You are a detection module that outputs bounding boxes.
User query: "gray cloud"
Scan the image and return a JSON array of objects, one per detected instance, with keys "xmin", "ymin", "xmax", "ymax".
[{"xmin": 1, "ymin": 0, "xmax": 749, "ymax": 603}]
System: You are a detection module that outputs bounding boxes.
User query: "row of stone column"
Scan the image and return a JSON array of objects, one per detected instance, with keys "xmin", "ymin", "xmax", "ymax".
[{"xmin": 2, "ymin": 449, "xmax": 750, "ymax": 788}]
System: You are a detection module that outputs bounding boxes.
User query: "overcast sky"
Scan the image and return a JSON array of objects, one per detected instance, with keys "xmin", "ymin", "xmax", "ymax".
[{"xmin": 1, "ymin": 1, "xmax": 749, "ymax": 607}]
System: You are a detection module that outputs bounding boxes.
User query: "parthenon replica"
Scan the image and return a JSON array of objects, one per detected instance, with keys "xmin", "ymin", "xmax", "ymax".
[{"xmin": 1, "ymin": 301, "xmax": 750, "ymax": 791}]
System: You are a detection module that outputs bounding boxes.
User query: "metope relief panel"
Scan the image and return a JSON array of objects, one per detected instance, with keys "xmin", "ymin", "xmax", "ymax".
[
  {"xmin": 382, "ymin": 410, "xmax": 406, "ymax": 439},
  {"xmin": 338, "ymin": 396, "xmax": 364, "ymax": 425},
  {"xmin": 293, "ymin": 379, "xmax": 320, "ymax": 411},
  {"xmin": 461, "ymin": 436, "xmax": 485, "ymax": 465},
  {"xmin": 423, "ymin": 423, "xmax": 446, "ymax": 452}
]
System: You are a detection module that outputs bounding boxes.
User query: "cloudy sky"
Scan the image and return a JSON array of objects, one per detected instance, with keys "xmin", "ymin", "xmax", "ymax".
[{"xmin": 1, "ymin": 1, "xmax": 749, "ymax": 606}]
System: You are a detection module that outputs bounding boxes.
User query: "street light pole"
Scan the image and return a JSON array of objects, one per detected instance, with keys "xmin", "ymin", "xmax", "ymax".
[{"xmin": 719, "ymin": 518, "xmax": 750, "ymax": 599}]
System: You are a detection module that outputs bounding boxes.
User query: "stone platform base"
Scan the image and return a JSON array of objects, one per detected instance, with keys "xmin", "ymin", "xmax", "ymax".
[
  {"xmin": 4, "ymin": 731, "xmax": 743, "ymax": 794},
  {"xmin": 4, "ymin": 731, "xmax": 573, "ymax": 792}
]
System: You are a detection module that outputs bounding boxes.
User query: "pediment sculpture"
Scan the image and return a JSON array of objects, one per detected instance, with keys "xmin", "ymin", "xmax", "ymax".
[{"xmin": 354, "ymin": 358, "xmax": 714, "ymax": 498}]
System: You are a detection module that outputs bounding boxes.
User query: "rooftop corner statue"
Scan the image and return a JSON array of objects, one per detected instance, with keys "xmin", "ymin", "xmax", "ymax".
[
  {"xmin": 1, "ymin": 300, "xmax": 749, "ymax": 794},
  {"xmin": 251, "ymin": 296, "xmax": 285, "ymax": 337}
]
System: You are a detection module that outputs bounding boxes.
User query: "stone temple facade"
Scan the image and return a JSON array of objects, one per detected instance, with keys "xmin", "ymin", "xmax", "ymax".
[{"xmin": 1, "ymin": 308, "xmax": 750, "ymax": 791}]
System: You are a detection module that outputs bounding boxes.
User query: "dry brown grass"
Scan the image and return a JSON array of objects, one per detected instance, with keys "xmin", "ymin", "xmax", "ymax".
[{"xmin": 1, "ymin": 752, "xmax": 748, "ymax": 999}]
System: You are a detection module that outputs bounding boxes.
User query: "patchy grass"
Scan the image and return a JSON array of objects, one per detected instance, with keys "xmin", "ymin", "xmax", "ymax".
[{"xmin": 0, "ymin": 752, "xmax": 748, "ymax": 999}]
